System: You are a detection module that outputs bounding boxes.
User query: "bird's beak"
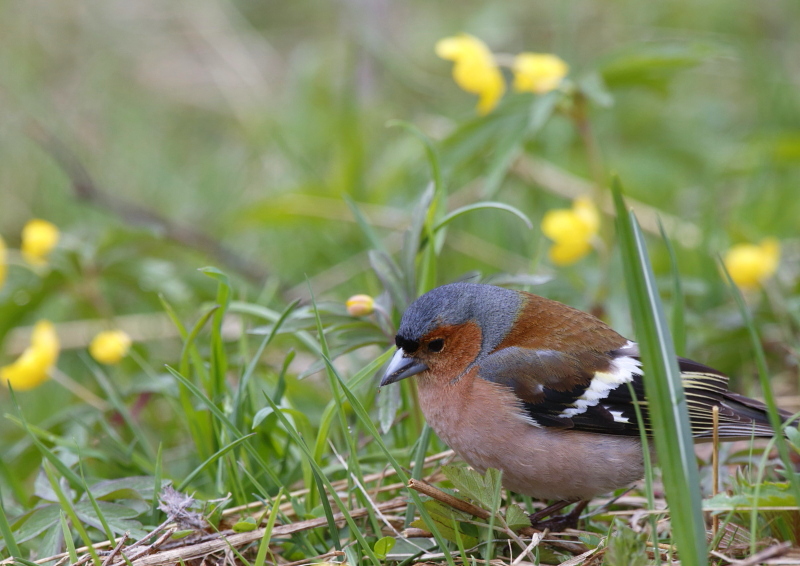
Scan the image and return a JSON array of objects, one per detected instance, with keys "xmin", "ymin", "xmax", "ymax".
[{"xmin": 380, "ymin": 348, "xmax": 428, "ymax": 386}]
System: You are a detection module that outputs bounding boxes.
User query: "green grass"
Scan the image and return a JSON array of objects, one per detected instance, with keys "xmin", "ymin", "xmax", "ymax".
[
  {"xmin": 613, "ymin": 179, "xmax": 706, "ymax": 565},
  {"xmin": 2, "ymin": 1, "xmax": 800, "ymax": 564}
]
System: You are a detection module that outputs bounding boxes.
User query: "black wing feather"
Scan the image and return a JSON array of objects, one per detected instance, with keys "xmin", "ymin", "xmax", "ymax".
[{"xmin": 510, "ymin": 348, "xmax": 783, "ymax": 439}]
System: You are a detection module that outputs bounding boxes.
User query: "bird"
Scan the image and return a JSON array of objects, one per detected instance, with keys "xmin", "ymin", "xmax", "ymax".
[{"xmin": 380, "ymin": 282, "xmax": 789, "ymax": 528}]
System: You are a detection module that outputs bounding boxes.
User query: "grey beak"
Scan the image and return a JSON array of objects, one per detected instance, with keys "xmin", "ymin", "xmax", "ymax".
[{"xmin": 380, "ymin": 348, "xmax": 428, "ymax": 386}]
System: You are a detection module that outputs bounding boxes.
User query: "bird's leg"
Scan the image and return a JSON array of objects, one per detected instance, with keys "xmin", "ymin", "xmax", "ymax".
[{"xmin": 528, "ymin": 500, "xmax": 588, "ymax": 531}]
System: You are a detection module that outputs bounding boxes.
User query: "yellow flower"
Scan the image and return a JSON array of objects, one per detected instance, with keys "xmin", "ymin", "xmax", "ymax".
[
  {"xmin": 541, "ymin": 197, "xmax": 600, "ymax": 266},
  {"xmin": 89, "ymin": 330, "xmax": 132, "ymax": 365},
  {"xmin": 513, "ymin": 53, "xmax": 569, "ymax": 94},
  {"xmin": 21, "ymin": 219, "xmax": 60, "ymax": 266},
  {"xmin": 724, "ymin": 238, "xmax": 780, "ymax": 290},
  {"xmin": 0, "ymin": 236, "xmax": 6, "ymax": 289},
  {"xmin": 436, "ymin": 34, "xmax": 505, "ymax": 115},
  {"xmin": 346, "ymin": 294, "xmax": 375, "ymax": 317},
  {"xmin": 1, "ymin": 320, "xmax": 60, "ymax": 391}
]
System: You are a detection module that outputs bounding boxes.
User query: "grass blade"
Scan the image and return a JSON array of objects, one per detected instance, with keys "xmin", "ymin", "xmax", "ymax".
[
  {"xmin": 386, "ymin": 120, "xmax": 443, "ymax": 194},
  {"xmin": 84, "ymin": 356, "xmax": 155, "ymax": 460},
  {"xmin": 254, "ymin": 487, "xmax": 284, "ymax": 566},
  {"xmin": 719, "ymin": 262, "xmax": 800, "ymax": 514},
  {"xmin": 326, "ymin": 359, "xmax": 456, "ymax": 566},
  {"xmin": 59, "ymin": 512, "xmax": 78, "ymax": 565},
  {"xmin": 199, "ymin": 267, "xmax": 231, "ymax": 399},
  {"xmin": 404, "ymin": 423, "xmax": 433, "ymax": 527},
  {"xmin": 434, "ymin": 202, "xmax": 533, "ymax": 232},
  {"xmin": 44, "ymin": 462, "xmax": 101, "ymax": 566},
  {"xmin": 0, "ymin": 485, "xmax": 21, "ymax": 558},
  {"xmin": 612, "ymin": 178, "xmax": 707, "ymax": 566},
  {"xmin": 346, "ymin": 196, "xmax": 390, "ymax": 256},
  {"xmin": 307, "ymin": 283, "xmax": 382, "ymax": 537},
  {"xmin": 151, "ymin": 442, "xmax": 163, "ymax": 524},
  {"xmin": 166, "ymin": 365, "xmax": 282, "ymax": 489},
  {"xmin": 79, "ymin": 464, "xmax": 115, "ymax": 547},
  {"xmin": 7, "ymin": 387, "xmax": 84, "ymax": 491},
  {"xmin": 261, "ymin": 393, "xmax": 380, "ymax": 566},
  {"xmin": 233, "ymin": 298, "xmax": 300, "ymax": 429},
  {"xmin": 659, "ymin": 218, "xmax": 686, "ymax": 356},
  {"xmin": 311, "ymin": 468, "xmax": 341, "ymax": 551},
  {"xmin": 177, "ymin": 434, "xmax": 256, "ymax": 492}
]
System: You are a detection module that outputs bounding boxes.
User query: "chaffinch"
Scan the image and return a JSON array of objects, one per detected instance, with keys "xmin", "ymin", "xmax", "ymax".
[{"xmin": 381, "ymin": 282, "xmax": 788, "ymax": 517}]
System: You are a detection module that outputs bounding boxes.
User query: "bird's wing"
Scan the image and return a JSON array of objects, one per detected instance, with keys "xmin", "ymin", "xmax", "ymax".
[{"xmin": 479, "ymin": 342, "xmax": 780, "ymax": 438}]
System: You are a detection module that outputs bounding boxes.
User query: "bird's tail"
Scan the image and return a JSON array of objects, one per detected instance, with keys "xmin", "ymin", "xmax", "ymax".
[{"xmin": 693, "ymin": 390, "xmax": 795, "ymax": 440}]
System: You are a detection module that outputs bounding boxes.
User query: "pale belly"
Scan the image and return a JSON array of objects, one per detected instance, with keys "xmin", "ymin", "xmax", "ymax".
[{"xmin": 418, "ymin": 375, "xmax": 645, "ymax": 501}]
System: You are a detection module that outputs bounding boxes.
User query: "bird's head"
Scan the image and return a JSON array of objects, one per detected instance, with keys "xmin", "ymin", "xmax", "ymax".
[{"xmin": 380, "ymin": 283, "xmax": 523, "ymax": 386}]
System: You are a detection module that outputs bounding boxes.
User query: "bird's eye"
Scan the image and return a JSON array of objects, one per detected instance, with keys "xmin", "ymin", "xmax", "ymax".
[{"xmin": 427, "ymin": 338, "xmax": 444, "ymax": 353}]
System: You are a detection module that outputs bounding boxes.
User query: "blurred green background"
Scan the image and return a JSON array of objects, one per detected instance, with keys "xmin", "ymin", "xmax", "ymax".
[
  {"xmin": 3, "ymin": 1, "xmax": 799, "ymax": 280},
  {"xmin": 1, "ymin": 0, "xmax": 800, "ymax": 557}
]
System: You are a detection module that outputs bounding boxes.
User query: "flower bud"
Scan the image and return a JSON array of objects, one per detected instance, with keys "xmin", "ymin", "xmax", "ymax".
[{"xmin": 346, "ymin": 294, "xmax": 375, "ymax": 317}]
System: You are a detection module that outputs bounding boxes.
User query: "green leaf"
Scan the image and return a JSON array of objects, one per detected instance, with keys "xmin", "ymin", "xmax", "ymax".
[
  {"xmin": 9, "ymin": 505, "xmax": 60, "ymax": 546},
  {"xmin": 378, "ymin": 381, "xmax": 401, "ymax": 434},
  {"xmin": 747, "ymin": 482, "xmax": 797, "ymax": 507},
  {"xmin": 370, "ymin": 249, "xmax": 409, "ymax": 314},
  {"xmin": 387, "ymin": 120, "xmax": 443, "ymax": 194},
  {"xmin": 373, "ymin": 536, "xmax": 396, "ymax": 560},
  {"xmin": 481, "ymin": 120, "xmax": 528, "ymax": 199},
  {"xmin": 232, "ymin": 517, "xmax": 258, "ymax": 533},
  {"xmin": 579, "ymin": 533, "xmax": 603, "ymax": 547},
  {"xmin": 439, "ymin": 98, "xmax": 533, "ymax": 175},
  {"xmin": 73, "ymin": 500, "xmax": 147, "ymax": 539},
  {"xmin": 480, "ymin": 91, "xmax": 562, "ymax": 200},
  {"xmin": 786, "ymin": 427, "xmax": 800, "ymax": 452},
  {"xmin": 604, "ymin": 520, "xmax": 648, "ymax": 566},
  {"xmin": 7, "ymin": 388, "xmax": 85, "ymax": 492},
  {"xmin": 198, "ymin": 265, "xmax": 230, "ymax": 284},
  {"xmin": 422, "ymin": 499, "xmax": 471, "ymax": 523},
  {"xmin": 441, "ymin": 464, "xmax": 501, "ymax": 509},
  {"xmin": 410, "ymin": 515, "xmax": 479, "ymax": 549},
  {"xmin": 401, "ymin": 184, "xmax": 436, "ymax": 301},
  {"xmin": 88, "ymin": 476, "xmax": 161, "ymax": 500},
  {"xmin": 600, "ymin": 42, "xmax": 719, "ymax": 94},
  {"xmin": 434, "ymin": 202, "xmax": 533, "ymax": 232},
  {"xmin": 346, "ymin": 197, "xmax": 389, "ymax": 255},
  {"xmin": 73, "ymin": 500, "xmax": 140, "ymax": 521},
  {"xmin": 576, "ymin": 71, "xmax": 614, "ymax": 108},
  {"xmin": 504, "ymin": 504, "xmax": 531, "ymax": 530}
]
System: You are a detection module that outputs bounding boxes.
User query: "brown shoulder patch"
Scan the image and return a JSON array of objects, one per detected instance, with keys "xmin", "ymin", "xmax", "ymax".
[{"xmin": 495, "ymin": 293, "xmax": 628, "ymax": 354}]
